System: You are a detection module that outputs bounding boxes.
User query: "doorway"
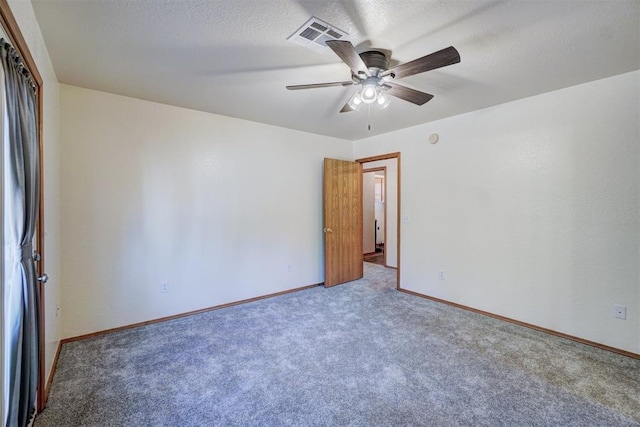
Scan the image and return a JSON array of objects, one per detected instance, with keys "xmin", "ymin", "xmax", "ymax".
[
  {"xmin": 357, "ymin": 153, "xmax": 400, "ymax": 290},
  {"xmin": 363, "ymin": 167, "xmax": 386, "ymax": 266}
]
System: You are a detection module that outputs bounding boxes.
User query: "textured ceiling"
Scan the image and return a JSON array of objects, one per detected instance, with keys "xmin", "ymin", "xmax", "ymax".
[{"xmin": 31, "ymin": 0, "xmax": 640, "ymax": 141}]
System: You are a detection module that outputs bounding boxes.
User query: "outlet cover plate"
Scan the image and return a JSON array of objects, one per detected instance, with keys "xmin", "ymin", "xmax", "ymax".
[{"xmin": 614, "ymin": 305, "xmax": 626, "ymax": 320}]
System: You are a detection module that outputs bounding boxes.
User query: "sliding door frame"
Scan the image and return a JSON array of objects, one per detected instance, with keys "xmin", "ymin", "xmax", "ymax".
[{"xmin": 0, "ymin": 0, "xmax": 46, "ymax": 412}]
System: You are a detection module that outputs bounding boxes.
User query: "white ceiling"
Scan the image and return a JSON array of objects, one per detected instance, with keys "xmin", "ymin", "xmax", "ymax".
[{"xmin": 31, "ymin": 0, "xmax": 639, "ymax": 141}]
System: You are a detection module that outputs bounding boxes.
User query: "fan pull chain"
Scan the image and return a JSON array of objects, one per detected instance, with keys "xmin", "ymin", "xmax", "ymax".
[{"xmin": 368, "ymin": 104, "xmax": 371, "ymax": 131}]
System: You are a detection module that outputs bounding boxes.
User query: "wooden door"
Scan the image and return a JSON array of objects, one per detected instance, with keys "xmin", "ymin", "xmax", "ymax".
[{"xmin": 324, "ymin": 158, "xmax": 363, "ymax": 287}]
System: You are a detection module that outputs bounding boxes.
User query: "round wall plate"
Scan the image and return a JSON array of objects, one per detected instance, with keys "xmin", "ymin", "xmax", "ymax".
[{"xmin": 429, "ymin": 133, "xmax": 439, "ymax": 144}]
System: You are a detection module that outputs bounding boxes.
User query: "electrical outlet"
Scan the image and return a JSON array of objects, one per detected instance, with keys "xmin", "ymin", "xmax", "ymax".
[
  {"xmin": 439, "ymin": 270, "xmax": 445, "ymax": 280},
  {"xmin": 614, "ymin": 305, "xmax": 626, "ymax": 320},
  {"xmin": 286, "ymin": 264, "xmax": 293, "ymax": 273},
  {"xmin": 160, "ymin": 282, "xmax": 169, "ymax": 293}
]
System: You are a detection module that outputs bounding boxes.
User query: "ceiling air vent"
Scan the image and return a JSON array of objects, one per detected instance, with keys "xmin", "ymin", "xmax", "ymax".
[{"xmin": 288, "ymin": 17, "xmax": 348, "ymax": 53}]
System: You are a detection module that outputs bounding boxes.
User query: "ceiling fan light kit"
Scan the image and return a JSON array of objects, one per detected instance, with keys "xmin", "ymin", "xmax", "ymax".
[
  {"xmin": 347, "ymin": 84, "xmax": 390, "ymax": 111},
  {"xmin": 286, "ymin": 39, "xmax": 461, "ymax": 115},
  {"xmin": 361, "ymin": 85, "xmax": 377, "ymax": 104}
]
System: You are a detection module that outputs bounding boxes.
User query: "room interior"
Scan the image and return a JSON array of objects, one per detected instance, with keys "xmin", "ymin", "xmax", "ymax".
[
  {"xmin": 363, "ymin": 167, "xmax": 386, "ymax": 266},
  {"xmin": 1, "ymin": 0, "xmax": 639, "ymax": 424}
]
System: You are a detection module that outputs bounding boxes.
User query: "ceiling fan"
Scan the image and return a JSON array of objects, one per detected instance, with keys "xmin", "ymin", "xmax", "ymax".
[{"xmin": 286, "ymin": 40, "xmax": 460, "ymax": 113}]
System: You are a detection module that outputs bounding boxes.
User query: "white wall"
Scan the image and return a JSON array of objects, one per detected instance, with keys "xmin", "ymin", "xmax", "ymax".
[
  {"xmin": 362, "ymin": 171, "xmax": 375, "ymax": 254},
  {"xmin": 354, "ymin": 71, "xmax": 640, "ymax": 354},
  {"xmin": 60, "ymin": 85, "xmax": 352, "ymax": 338},
  {"xmin": 7, "ymin": 0, "xmax": 61, "ymax": 401},
  {"xmin": 362, "ymin": 159, "xmax": 398, "ymax": 268}
]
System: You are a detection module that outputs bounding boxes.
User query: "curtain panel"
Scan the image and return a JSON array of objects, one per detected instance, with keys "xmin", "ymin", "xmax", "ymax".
[{"xmin": 1, "ymin": 38, "xmax": 40, "ymax": 427}]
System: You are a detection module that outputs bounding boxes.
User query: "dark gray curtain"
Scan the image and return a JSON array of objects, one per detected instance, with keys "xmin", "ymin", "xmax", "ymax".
[{"xmin": 1, "ymin": 38, "xmax": 40, "ymax": 427}]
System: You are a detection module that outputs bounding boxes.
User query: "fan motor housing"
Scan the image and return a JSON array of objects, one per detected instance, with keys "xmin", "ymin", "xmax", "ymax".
[{"xmin": 360, "ymin": 50, "xmax": 388, "ymax": 74}]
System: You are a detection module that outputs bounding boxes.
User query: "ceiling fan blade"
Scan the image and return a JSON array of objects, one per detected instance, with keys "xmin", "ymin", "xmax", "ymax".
[
  {"xmin": 286, "ymin": 81, "xmax": 354, "ymax": 90},
  {"xmin": 340, "ymin": 101, "xmax": 355, "ymax": 113},
  {"xmin": 326, "ymin": 40, "xmax": 371, "ymax": 77},
  {"xmin": 386, "ymin": 82, "xmax": 434, "ymax": 105},
  {"xmin": 381, "ymin": 46, "xmax": 460, "ymax": 80}
]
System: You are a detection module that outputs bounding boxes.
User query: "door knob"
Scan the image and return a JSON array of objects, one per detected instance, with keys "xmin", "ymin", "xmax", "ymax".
[
  {"xmin": 37, "ymin": 274, "xmax": 48, "ymax": 284},
  {"xmin": 323, "ymin": 228, "xmax": 333, "ymax": 233}
]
